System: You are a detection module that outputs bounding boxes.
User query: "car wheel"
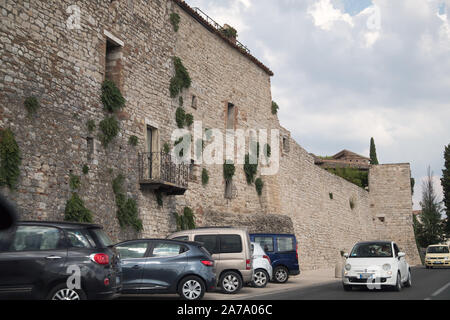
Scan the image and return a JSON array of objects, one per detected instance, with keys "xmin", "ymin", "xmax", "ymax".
[
  {"xmin": 47, "ymin": 283, "xmax": 87, "ymax": 300},
  {"xmin": 343, "ymin": 284, "xmax": 352, "ymax": 291},
  {"xmin": 220, "ymin": 271, "xmax": 242, "ymax": 294},
  {"xmin": 393, "ymin": 272, "xmax": 402, "ymax": 292},
  {"xmin": 404, "ymin": 269, "xmax": 412, "ymax": 288},
  {"xmin": 253, "ymin": 269, "xmax": 269, "ymax": 288},
  {"xmin": 178, "ymin": 276, "xmax": 205, "ymax": 300},
  {"xmin": 273, "ymin": 266, "xmax": 289, "ymax": 283},
  {"xmin": 426, "ymin": 266, "xmax": 429, "ymax": 269}
]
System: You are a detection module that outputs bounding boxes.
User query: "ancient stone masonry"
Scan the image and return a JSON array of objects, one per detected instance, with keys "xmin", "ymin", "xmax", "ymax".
[{"xmin": 0, "ymin": 0, "xmax": 420, "ymax": 269}]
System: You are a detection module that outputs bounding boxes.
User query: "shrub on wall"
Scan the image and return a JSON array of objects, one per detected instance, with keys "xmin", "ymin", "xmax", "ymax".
[
  {"xmin": 69, "ymin": 173, "xmax": 81, "ymax": 190},
  {"xmin": 82, "ymin": 164, "xmax": 89, "ymax": 175},
  {"xmin": 223, "ymin": 161, "xmax": 235, "ymax": 182},
  {"xmin": 174, "ymin": 206, "xmax": 196, "ymax": 231},
  {"xmin": 201, "ymin": 168, "xmax": 209, "ymax": 186},
  {"xmin": 99, "ymin": 116, "xmax": 120, "ymax": 146},
  {"xmin": 244, "ymin": 154, "xmax": 258, "ymax": 184},
  {"xmin": 175, "ymin": 107, "xmax": 186, "ymax": 128},
  {"xmin": 86, "ymin": 119, "xmax": 96, "ymax": 133},
  {"xmin": 101, "ymin": 80, "xmax": 125, "ymax": 113},
  {"xmin": 170, "ymin": 12, "xmax": 180, "ymax": 32},
  {"xmin": 255, "ymin": 178, "xmax": 264, "ymax": 196},
  {"xmin": 185, "ymin": 113, "xmax": 194, "ymax": 127},
  {"xmin": 129, "ymin": 135, "xmax": 138, "ymax": 146},
  {"xmin": 0, "ymin": 128, "xmax": 21, "ymax": 190},
  {"xmin": 163, "ymin": 142, "xmax": 170, "ymax": 154},
  {"xmin": 170, "ymin": 57, "xmax": 191, "ymax": 98},
  {"xmin": 220, "ymin": 26, "xmax": 237, "ymax": 38},
  {"xmin": 64, "ymin": 192, "xmax": 93, "ymax": 223},
  {"xmin": 112, "ymin": 174, "xmax": 143, "ymax": 232},
  {"xmin": 271, "ymin": 101, "xmax": 279, "ymax": 115},
  {"xmin": 155, "ymin": 190, "xmax": 163, "ymax": 207},
  {"xmin": 24, "ymin": 96, "xmax": 40, "ymax": 116}
]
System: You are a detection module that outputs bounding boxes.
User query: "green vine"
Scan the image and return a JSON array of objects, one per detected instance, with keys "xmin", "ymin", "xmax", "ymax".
[
  {"xmin": 201, "ymin": 168, "xmax": 209, "ymax": 186},
  {"xmin": 101, "ymin": 80, "xmax": 125, "ymax": 113},
  {"xmin": 24, "ymin": 96, "xmax": 40, "ymax": 116},
  {"xmin": 255, "ymin": 178, "xmax": 264, "ymax": 196},
  {"xmin": 0, "ymin": 128, "xmax": 21, "ymax": 190},
  {"xmin": 112, "ymin": 174, "xmax": 143, "ymax": 232},
  {"xmin": 99, "ymin": 116, "xmax": 120, "ymax": 146},
  {"xmin": 86, "ymin": 119, "xmax": 96, "ymax": 133},
  {"xmin": 176, "ymin": 107, "xmax": 186, "ymax": 128},
  {"xmin": 170, "ymin": 57, "xmax": 191, "ymax": 98},
  {"xmin": 271, "ymin": 101, "xmax": 279, "ymax": 115},
  {"xmin": 64, "ymin": 192, "xmax": 93, "ymax": 223},
  {"xmin": 174, "ymin": 206, "xmax": 196, "ymax": 231},
  {"xmin": 170, "ymin": 12, "xmax": 180, "ymax": 32},
  {"xmin": 129, "ymin": 135, "xmax": 138, "ymax": 146},
  {"xmin": 223, "ymin": 161, "xmax": 235, "ymax": 182}
]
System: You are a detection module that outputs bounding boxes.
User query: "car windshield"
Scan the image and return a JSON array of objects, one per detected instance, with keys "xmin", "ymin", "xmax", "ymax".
[
  {"xmin": 427, "ymin": 246, "xmax": 449, "ymax": 254},
  {"xmin": 349, "ymin": 242, "xmax": 393, "ymax": 258}
]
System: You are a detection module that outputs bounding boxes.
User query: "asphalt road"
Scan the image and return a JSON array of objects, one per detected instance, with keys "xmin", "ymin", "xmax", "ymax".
[{"xmin": 246, "ymin": 266, "xmax": 450, "ymax": 300}]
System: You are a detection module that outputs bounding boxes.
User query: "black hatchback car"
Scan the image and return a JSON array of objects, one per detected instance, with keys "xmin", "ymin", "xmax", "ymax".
[
  {"xmin": 115, "ymin": 239, "xmax": 215, "ymax": 300},
  {"xmin": 0, "ymin": 221, "xmax": 122, "ymax": 300}
]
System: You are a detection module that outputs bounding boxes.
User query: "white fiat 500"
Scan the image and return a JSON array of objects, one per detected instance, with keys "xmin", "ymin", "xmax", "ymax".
[{"xmin": 342, "ymin": 241, "xmax": 411, "ymax": 291}]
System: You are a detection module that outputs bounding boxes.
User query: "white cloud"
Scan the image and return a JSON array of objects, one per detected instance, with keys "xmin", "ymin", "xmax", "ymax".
[{"xmin": 308, "ymin": 0, "xmax": 354, "ymax": 30}]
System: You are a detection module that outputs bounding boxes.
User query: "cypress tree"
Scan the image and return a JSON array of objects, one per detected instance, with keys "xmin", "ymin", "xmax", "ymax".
[
  {"xmin": 441, "ymin": 144, "xmax": 450, "ymax": 237},
  {"xmin": 369, "ymin": 137, "xmax": 379, "ymax": 165}
]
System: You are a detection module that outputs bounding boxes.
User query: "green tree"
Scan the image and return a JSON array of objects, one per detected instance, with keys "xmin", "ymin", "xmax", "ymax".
[
  {"xmin": 414, "ymin": 167, "xmax": 445, "ymax": 247},
  {"xmin": 441, "ymin": 144, "xmax": 450, "ymax": 237},
  {"xmin": 369, "ymin": 137, "xmax": 379, "ymax": 165}
]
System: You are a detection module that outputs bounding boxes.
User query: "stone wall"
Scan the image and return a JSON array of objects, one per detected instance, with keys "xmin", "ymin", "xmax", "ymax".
[{"xmin": 0, "ymin": 0, "xmax": 420, "ymax": 269}]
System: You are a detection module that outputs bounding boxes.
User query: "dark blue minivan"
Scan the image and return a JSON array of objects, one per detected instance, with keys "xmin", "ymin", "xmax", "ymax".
[{"xmin": 250, "ymin": 233, "xmax": 300, "ymax": 283}]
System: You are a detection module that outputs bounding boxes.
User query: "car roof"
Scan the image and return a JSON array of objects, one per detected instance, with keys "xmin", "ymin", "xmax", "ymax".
[
  {"xmin": 115, "ymin": 238, "xmax": 204, "ymax": 247},
  {"xmin": 18, "ymin": 221, "xmax": 102, "ymax": 229},
  {"xmin": 354, "ymin": 241, "xmax": 393, "ymax": 245},
  {"xmin": 427, "ymin": 244, "xmax": 449, "ymax": 247},
  {"xmin": 250, "ymin": 233, "xmax": 296, "ymax": 237}
]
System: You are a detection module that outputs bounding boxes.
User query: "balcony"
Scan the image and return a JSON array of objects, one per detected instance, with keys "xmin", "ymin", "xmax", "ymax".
[{"xmin": 138, "ymin": 152, "xmax": 189, "ymax": 195}]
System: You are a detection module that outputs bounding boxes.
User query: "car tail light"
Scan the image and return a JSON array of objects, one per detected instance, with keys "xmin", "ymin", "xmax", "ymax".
[
  {"xmin": 263, "ymin": 255, "xmax": 271, "ymax": 264},
  {"xmin": 201, "ymin": 260, "xmax": 214, "ymax": 267},
  {"xmin": 246, "ymin": 259, "xmax": 251, "ymax": 270},
  {"xmin": 104, "ymin": 278, "xmax": 110, "ymax": 286},
  {"xmin": 90, "ymin": 253, "xmax": 109, "ymax": 265},
  {"xmin": 296, "ymin": 243, "xmax": 299, "ymax": 261}
]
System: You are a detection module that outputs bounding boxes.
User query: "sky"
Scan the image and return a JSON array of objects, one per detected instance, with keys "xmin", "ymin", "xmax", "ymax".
[{"xmin": 185, "ymin": 0, "xmax": 450, "ymax": 212}]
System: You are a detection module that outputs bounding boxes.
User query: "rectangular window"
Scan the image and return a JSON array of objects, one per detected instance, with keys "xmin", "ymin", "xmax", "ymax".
[
  {"xmin": 194, "ymin": 235, "xmax": 219, "ymax": 254},
  {"xmin": 10, "ymin": 226, "xmax": 64, "ymax": 252},
  {"xmin": 254, "ymin": 236, "xmax": 274, "ymax": 252},
  {"xmin": 220, "ymin": 235, "xmax": 243, "ymax": 254},
  {"xmin": 282, "ymin": 136, "xmax": 289, "ymax": 152},
  {"xmin": 277, "ymin": 237, "xmax": 295, "ymax": 252},
  {"xmin": 191, "ymin": 95, "xmax": 197, "ymax": 109},
  {"xmin": 226, "ymin": 103, "xmax": 235, "ymax": 130},
  {"xmin": 105, "ymin": 37, "xmax": 123, "ymax": 86}
]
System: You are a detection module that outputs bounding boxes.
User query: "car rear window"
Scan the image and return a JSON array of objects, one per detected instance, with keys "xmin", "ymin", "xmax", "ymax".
[
  {"xmin": 66, "ymin": 229, "xmax": 96, "ymax": 248},
  {"xmin": 89, "ymin": 228, "xmax": 113, "ymax": 248},
  {"xmin": 220, "ymin": 235, "xmax": 242, "ymax": 254},
  {"xmin": 254, "ymin": 236, "xmax": 274, "ymax": 252},
  {"xmin": 194, "ymin": 235, "xmax": 219, "ymax": 254},
  {"xmin": 277, "ymin": 237, "xmax": 295, "ymax": 252},
  {"xmin": 10, "ymin": 226, "xmax": 64, "ymax": 251}
]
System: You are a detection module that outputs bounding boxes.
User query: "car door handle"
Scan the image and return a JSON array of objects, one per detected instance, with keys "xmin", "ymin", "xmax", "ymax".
[{"xmin": 45, "ymin": 255, "xmax": 62, "ymax": 260}]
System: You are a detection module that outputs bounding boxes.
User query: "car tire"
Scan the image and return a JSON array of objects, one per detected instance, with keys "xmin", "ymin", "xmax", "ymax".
[
  {"xmin": 393, "ymin": 272, "xmax": 402, "ymax": 292},
  {"xmin": 252, "ymin": 269, "xmax": 269, "ymax": 288},
  {"xmin": 178, "ymin": 276, "xmax": 205, "ymax": 300},
  {"xmin": 273, "ymin": 266, "xmax": 289, "ymax": 283},
  {"xmin": 343, "ymin": 284, "xmax": 352, "ymax": 291},
  {"xmin": 426, "ymin": 266, "xmax": 429, "ymax": 269},
  {"xmin": 404, "ymin": 269, "xmax": 412, "ymax": 288},
  {"xmin": 219, "ymin": 271, "xmax": 242, "ymax": 294},
  {"xmin": 47, "ymin": 283, "xmax": 87, "ymax": 300}
]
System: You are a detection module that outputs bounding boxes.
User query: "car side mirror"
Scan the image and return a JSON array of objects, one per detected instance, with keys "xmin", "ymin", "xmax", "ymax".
[
  {"xmin": 398, "ymin": 252, "xmax": 405, "ymax": 258},
  {"xmin": 343, "ymin": 253, "xmax": 349, "ymax": 258}
]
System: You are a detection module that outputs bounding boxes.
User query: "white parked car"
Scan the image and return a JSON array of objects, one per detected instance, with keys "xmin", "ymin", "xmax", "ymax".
[
  {"xmin": 251, "ymin": 242, "xmax": 273, "ymax": 288},
  {"xmin": 342, "ymin": 241, "xmax": 411, "ymax": 291}
]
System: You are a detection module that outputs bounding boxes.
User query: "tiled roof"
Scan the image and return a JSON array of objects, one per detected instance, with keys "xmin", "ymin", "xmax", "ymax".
[{"xmin": 172, "ymin": 0, "xmax": 274, "ymax": 76}]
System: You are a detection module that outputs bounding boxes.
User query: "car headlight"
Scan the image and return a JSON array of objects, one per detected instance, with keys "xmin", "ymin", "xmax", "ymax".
[
  {"xmin": 345, "ymin": 264, "xmax": 351, "ymax": 271},
  {"xmin": 383, "ymin": 263, "xmax": 391, "ymax": 271}
]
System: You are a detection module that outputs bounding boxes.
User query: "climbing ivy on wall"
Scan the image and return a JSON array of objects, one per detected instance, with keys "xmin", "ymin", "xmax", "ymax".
[
  {"xmin": 176, "ymin": 107, "xmax": 186, "ymax": 128},
  {"xmin": 244, "ymin": 154, "xmax": 258, "ymax": 184},
  {"xmin": 24, "ymin": 96, "xmax": 40, "ymax": 116},
  {"xmin": 112, "ymin": 174, "xmax": 143, "ymax": 232},
  {"xmin": 170, "ymin": 57, "xmax": 191, "ymax": 98},
  {"xmin": 255, "ymin": 178, "xmax": 264, "ymax": 196},
  {"xmin": 201, "ymin": 168, "xmax": 209, "ymax": 186},
  {"xmin": 99, "ymin": 116, "xmax": 120, "ymax": 146},
  {"xmin": 223, "ymin": 161, "xmax": 235, "ymax": 182},
  {"xmin": 101, "ymin": 80, "xmax": 125, "ymax": 113},
  {"xmin": 0, "ymin": 128, "xmax": 21, "ymax": 190},
  {"xmin": 174, "ymin": 206, "xmax": 196, "ymax": 231},
  {"xmin": 64, "ymin": 193, "xmax": 93, "ymax": 223},
  {"xmin": 170, "ymin": 12, "xmax": 180, "ymax": 32}
]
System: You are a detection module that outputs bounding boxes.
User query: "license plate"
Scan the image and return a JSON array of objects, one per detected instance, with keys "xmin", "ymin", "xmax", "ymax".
[
  {"xmin": 434, "ymin": 262, "xmax": 443, "ymax": 264},
  {"xmin": 359, "ymin": 273, "xmax": 374, "ymax": 279}
]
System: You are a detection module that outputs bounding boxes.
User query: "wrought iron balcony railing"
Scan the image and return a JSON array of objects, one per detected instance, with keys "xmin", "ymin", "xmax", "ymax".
[{"xmin": 138, "ymin": 152, "xmax": 189, "ymax": 194}]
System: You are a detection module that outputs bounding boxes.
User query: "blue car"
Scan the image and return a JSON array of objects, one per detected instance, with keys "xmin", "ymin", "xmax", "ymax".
[
  {"xmin": 114, "ymin": 239, "xmax": 215, "ymax": 300},
  {"xmin": 249, "ymin": 233, "xmax": 300, "ymax": 283}
]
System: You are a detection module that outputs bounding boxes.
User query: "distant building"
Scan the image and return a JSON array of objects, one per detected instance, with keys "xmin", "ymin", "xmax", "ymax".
[{"xmin": 312, "ymin": 149, "xmax": 371, "ymax": 170}]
